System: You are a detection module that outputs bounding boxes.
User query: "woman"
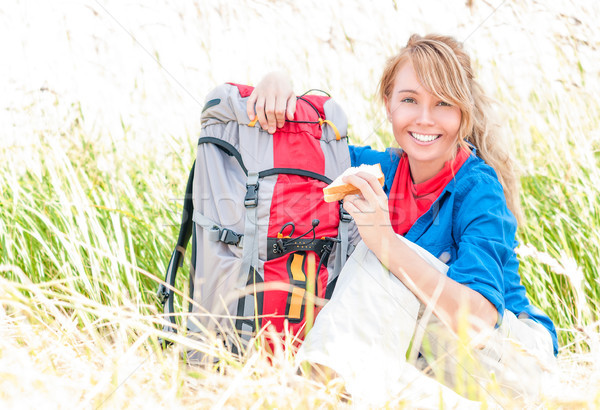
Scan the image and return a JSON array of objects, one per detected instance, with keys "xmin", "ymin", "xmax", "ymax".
[{"xmin": 247, "ymin": 34, "xmax": 557, "ymax": 404}]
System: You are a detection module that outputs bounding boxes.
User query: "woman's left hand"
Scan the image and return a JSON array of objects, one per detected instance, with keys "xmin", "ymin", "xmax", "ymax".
[{"xmin": 342, "ymin": 172, "xmax": 396, "ymax": 264}]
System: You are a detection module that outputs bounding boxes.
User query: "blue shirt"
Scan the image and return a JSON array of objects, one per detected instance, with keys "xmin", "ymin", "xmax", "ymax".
[{"xmin": 350, "ymin": 145, "xmax": 558, "ymax": 355}]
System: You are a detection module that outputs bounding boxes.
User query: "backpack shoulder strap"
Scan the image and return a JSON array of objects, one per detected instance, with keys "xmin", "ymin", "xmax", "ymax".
[{"xmin": 158, "ymin": 161, "xmax": 195, "ymax": 334}]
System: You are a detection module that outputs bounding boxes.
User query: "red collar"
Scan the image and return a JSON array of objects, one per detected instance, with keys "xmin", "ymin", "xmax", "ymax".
[{"xmin": 389, "ymin": 148, "xmax": 471, "ymax": 235}]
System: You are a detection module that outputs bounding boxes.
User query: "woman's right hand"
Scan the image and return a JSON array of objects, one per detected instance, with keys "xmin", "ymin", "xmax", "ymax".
[{"xmin": 246, "ymin": 71, "xmax": 296, "ymax": 134}]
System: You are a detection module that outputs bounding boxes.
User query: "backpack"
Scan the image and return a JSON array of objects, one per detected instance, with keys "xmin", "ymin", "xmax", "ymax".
[{"xmin": 158, "ymin": 83, "xmax": 356, "ymax": 358}]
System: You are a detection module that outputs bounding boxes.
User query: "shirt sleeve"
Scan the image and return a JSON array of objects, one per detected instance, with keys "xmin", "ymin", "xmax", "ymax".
[
  {"xmin": 447, "ymin": 172, "xmax": 518, "ymax": 322},
  {"xmin": 350, "ymin": 145, "xmax": 383, "ymax": 167}
]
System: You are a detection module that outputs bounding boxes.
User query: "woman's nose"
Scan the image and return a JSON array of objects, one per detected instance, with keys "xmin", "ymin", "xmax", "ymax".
[{"xmin": 416, "ymin": 106, "xmax": 435, "ymax": 126}]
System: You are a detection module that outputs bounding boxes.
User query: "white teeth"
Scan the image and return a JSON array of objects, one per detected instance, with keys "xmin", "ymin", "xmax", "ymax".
[{"xmin": 410, "ymin": 132, "xmax": 440, "ymax": 142}]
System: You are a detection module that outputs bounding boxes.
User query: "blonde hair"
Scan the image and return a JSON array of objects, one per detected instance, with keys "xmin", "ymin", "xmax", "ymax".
[{"xmin": 378, "ymin": 34, "xmax": 522, "ymax": 222}]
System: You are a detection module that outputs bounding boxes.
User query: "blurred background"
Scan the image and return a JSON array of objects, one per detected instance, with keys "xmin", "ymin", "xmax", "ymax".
[{"xmin": 3, "ymin": 0, "xmax": 597, "ymax": 146}]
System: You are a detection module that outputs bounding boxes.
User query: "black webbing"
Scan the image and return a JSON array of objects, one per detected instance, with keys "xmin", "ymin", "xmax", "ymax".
[
  {"xmin": 158, "ymin": 161, "xmax": 196, "ymax": 330},
  {"xmin": 198, "ymin": 137, "xmax": 248, "ymax": 175},
  {"xmin": 176, "ymin": 161, "xmax": 196, "ymax": 254},
  {"xmin": 258, "ymin": 168, "xmax": 332, "ymax": 185}
]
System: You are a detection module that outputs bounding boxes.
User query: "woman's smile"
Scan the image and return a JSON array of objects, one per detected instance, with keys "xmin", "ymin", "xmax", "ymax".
[{"xmin": 408, "ymin": 131, "xmax": 442, "ymax": 144}]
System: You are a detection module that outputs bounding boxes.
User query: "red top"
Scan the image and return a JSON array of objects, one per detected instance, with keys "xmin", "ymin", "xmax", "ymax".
[{"xmin": 389, "ymin": 148, "xmax": 471, "ymax": 235}]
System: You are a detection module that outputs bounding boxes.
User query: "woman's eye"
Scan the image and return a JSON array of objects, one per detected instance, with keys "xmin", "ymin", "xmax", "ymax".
[
  {"xmin": 401, "ymin": 97, "xmax": 415, "ymax": 103},
  {"xmin": 438, "ymin": 101, "xmax": 452, "ymax": 106}
]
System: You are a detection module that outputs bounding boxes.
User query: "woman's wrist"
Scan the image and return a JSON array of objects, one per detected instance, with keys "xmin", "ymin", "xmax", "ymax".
[{"xmin": 372, "ymin": 226, "xmax": 400, "ymax": 268}]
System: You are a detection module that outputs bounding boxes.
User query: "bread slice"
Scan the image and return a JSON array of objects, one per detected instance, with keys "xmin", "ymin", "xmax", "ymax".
[{"xmin": 323, "ymin": 164, "xmax": 384, "ymax": 203}]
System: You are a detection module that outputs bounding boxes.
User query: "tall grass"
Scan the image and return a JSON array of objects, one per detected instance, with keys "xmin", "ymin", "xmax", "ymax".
[
  {"xmin": 1, "ymin": 0, "xmax": 599, "ymax": 407},
  {"xmin": 517, "ymin": 89, "xmax": 600, "ymax": 342}
]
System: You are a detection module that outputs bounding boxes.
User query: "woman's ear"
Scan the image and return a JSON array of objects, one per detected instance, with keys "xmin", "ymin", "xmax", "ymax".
[{"xmin": 384, "ymin": 96, "xmax": 392, "ymax": 122}]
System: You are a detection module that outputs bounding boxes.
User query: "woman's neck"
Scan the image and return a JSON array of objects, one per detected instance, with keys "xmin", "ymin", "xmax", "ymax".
[
  {"xmin": 407, "ymin": 157, "xmax": 447, "ymax": 184},
  {"xmin": 406, "ymin": 146, "xmax": 464, "ymax": 184}
]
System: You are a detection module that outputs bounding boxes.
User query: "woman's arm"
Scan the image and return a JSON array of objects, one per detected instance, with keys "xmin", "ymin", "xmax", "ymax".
[
  {"xmin": 246, "ymin": 71, "xmax": 296, "ymax": 134},
  {"xmin": 378, "ymin": 231, "xmax": 499, "ymax": 333},
  {"xmin": 342, "ymin": 171, "xmax": 498, "ymax": 334}
]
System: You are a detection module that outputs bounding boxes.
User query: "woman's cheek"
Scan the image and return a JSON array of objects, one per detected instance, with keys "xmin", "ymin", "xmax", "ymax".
[{"xmin": 439, "ymin": 106, "xmax": 461, "ymax": 131}]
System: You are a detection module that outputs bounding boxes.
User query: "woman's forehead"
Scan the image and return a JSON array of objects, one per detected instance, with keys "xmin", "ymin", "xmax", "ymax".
[{"xmin": 393, "ymin": 63, "xmax": 429, "ymax": 94}]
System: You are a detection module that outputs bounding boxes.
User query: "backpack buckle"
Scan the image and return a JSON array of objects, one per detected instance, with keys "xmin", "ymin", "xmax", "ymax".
[
  {"xmin": 340, "ymin": 207, "xmax": 352, "ymax": 223},
  {"xmin": 244, "ymin": 182, "xmax": 259, "ymax": 208},
  {"xmin": 220, "ymin": 228, "xmax": 243, "ymax": 246},
  {"xmin": 157, "ymin": 284, "xmax": 170, "ymax": 305}
]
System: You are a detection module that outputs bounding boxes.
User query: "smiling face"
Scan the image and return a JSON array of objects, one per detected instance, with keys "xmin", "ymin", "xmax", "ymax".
[{"xmin": 385, "ymin": 62, "xmax": 462, "ymax": 184}]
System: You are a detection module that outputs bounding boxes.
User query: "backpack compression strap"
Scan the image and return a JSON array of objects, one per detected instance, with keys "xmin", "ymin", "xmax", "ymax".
[
  {"xmin": 158, "ymin": 162, "xmax": 196, "ymax": 334},
  {"xmin": 335, "ymin": 204, "xmax": 352, "ymax": 279},
  {"xmin": 236, "ymin": 171, "xmax": 261, "ymax": 342}
]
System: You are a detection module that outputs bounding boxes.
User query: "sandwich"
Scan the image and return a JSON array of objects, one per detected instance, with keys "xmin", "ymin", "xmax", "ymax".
[{"xmin": 323, "ymin": 164, "xmax": 384, "ymax": 203}]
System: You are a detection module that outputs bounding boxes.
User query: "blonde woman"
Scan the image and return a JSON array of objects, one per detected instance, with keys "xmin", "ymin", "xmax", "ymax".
[{"xmin": 247, "ymin": 34, "xmax": 557, "ymax": 404}]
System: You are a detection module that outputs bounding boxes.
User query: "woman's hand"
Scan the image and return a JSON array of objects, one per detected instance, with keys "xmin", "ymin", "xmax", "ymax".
[
  {"xmin": 342, "ymin": 172, "xmax": 396, "ymax": 266},
  {"xmin": 246, "ymin": 71, "xmax": 296, "ymax": 134}
]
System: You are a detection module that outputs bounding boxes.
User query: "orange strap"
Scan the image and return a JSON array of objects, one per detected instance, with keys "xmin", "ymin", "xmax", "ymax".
[
  {"xmin": 248, "ymin": 116, "xmax": 259, "ymax": 127},
  {"xmin": 318, "ymin": 118, "xmax": 341, "ymax": 140}
]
